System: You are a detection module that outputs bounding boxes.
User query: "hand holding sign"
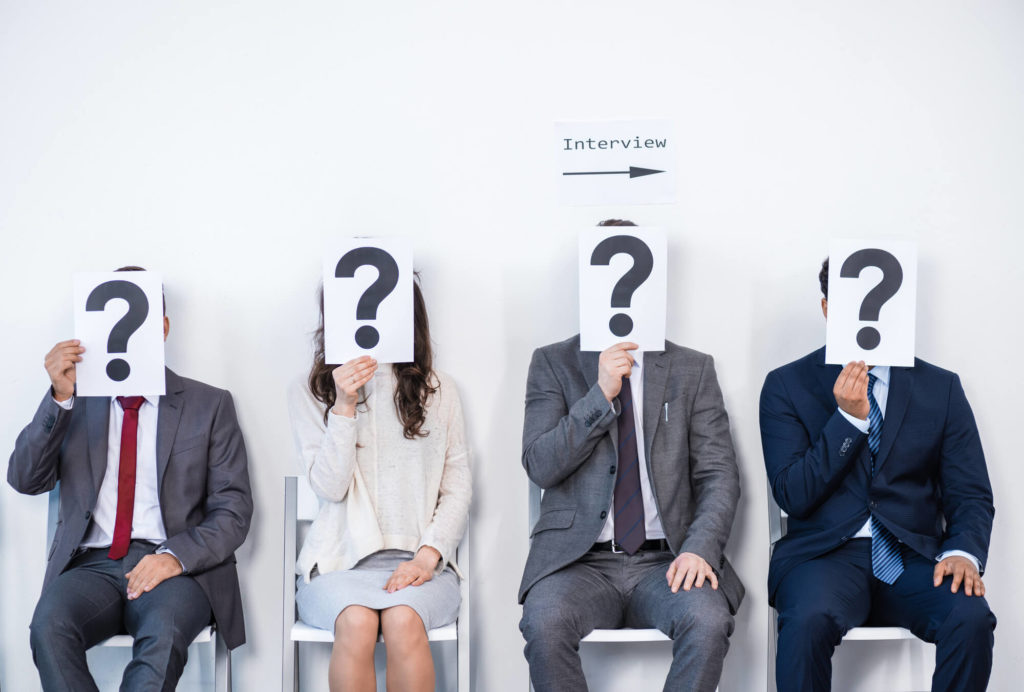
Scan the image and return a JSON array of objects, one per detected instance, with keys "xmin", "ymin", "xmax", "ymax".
[
  {"xmin": 73, "ymin": 272, "xmax": 166, "ymax": 396},
  {"xmin": 324, "ymin": 238, "xmax": 413, "ymax": 365},
  {"xmin": 825, "ymin": 240, "xmax": 917, "ymax": 367},
  {"xmin": 579, "ymin": 227, "xmax": 666, "ymax": 352}
]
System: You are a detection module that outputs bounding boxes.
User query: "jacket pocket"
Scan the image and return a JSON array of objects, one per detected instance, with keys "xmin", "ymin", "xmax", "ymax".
[
  {"xmin": 530, "ymin": 508, "xmax": 576, "ymax": 537},
  {"xmin": 170, "ymin": 434, "xmax": 209, "ymax": 456}
]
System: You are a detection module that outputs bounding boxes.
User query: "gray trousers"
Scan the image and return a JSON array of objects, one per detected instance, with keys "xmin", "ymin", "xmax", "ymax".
[
  {"xmin": 29, "ymin": 541, "xmax": 212, "ymax": 692},
  {"xmin": 520, "ymin": 548, "xmax": 733, "ymax": 692}
]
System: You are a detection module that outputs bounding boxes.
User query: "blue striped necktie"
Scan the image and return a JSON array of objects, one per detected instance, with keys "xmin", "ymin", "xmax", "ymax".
[
  {"xmin": 614, "ymin": 378, "xmax": 645, "ymax": 554},
  {"xmin": 867, "ymin": 372, "xmax": 904, "ymax": 584}
]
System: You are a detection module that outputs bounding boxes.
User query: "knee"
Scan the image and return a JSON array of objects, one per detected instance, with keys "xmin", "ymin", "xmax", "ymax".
[
  {"xmin": 380, "ymin": 606, "xmax": 427, "ymax": 651},
  {"xmin": 942, "ymin": 601, "xmax": 996, "ymax": 645},
  {"xmin": 334, "ymin": 607, "xmax": 379, "ymax": 650},
  {"xmin": 667, "ymin": 603, "xmax": 733, "ymax": 644},
  {"xmin": 520, "ymin": 600, "xmax": 579, "ymax": 647},
  {"xmin": 29, "ymin": 599, "xmax": 73, "ymax": 655},
  {"xmin": 778, "ymin": 606, "xmax": 844, "ymax": 645}
]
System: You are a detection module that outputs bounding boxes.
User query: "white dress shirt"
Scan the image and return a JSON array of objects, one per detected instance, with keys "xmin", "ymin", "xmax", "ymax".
[
  {"xmin": 837, "ymin": 366, "xmax": 978, "ymax": 569},
  {"xmin": 597, "ymin": 352, "xmax": 666, "ymax": 543},
  {"xmin": 55, "ymin": 395, "xmax": 169, "ymax": 548}
]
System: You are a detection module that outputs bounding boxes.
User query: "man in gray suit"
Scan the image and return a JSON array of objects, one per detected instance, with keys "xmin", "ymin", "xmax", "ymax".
[
  {"xmin": 519, "ymin": 225, "xmax": 743, "ymax": 692},
  {"xmin": 8, "ymin": 267, "xmax": 253, "ymax": 692}
]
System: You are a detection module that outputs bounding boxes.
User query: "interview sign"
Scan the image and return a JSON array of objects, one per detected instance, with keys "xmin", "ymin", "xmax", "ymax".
[
  {"xmin": 556, "ymin": 119, "xmax": 676, "ymax": 206},
  {"xmin": 825, "ymin": 239, "xmax": 918, "ymax": 367},
  {"xmin": 579, "ymin": 227, "xmax": 667, "ymax": 352},
  {"xmin": 324, "ymin": 238, "xmax": 413, "ymax": 365},
  {"xmin": 73, "ymin": 272, "xmax": 167, "ymax": 397}
]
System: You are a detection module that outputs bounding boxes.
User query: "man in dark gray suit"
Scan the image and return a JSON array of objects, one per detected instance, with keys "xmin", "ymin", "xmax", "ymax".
[
  {"xmin": 519, "ymin": 225, "xmax": 744, "ymax": 692},
  {"xmin": 8, "ymin": 267, "xmax": 253, "ymax": 692}
]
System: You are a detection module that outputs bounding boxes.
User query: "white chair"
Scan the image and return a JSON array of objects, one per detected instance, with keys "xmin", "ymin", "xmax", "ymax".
[
  {"xmin": 46, "ymin": 484, "xmax": 231, "ymax": 691},
  {"xmin": 766, "ymin": 482, "xmax": 933, "ymax": 691},
  {"xmin": 282, "ymin": 475, "xmax": 470, "ymax": 692}
]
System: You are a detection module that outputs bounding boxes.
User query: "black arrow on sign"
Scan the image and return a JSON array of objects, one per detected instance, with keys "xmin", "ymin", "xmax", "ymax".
[{"xmin": 562, "ymin": 166, "xmax": 665, "ymax": 179}]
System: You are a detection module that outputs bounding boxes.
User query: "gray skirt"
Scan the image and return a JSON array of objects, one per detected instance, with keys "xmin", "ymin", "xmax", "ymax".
[{"xmin": 296, "ymin": 549, "xmax": 460, "ymax": 633}]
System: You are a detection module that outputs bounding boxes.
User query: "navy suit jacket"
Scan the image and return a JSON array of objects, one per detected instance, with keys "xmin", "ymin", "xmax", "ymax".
[{"xmin": 759, "ymin": 347, "xmax": 994, "ymax": 604}]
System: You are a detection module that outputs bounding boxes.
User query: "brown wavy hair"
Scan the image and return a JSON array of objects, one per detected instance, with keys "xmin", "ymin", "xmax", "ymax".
[{"xmin": 308, "ymin": 277, "xmax": 437, "ymax": 439}]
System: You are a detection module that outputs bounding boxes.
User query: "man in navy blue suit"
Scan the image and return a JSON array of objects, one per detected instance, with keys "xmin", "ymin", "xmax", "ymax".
[{"xmin": 760, "ymin": 258, "xmax": 995, "ymax": 692}]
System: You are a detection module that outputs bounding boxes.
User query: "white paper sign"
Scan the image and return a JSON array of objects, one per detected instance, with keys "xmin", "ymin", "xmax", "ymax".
[
  {"xmin": 580, "ymin": 227, "xmax": 667, "ymax": 352},
  {"xmin": 825, "ymin": 239, "xmax": 918, "ymax": 367},
  {"xmin": 324, "ymin": 238, "xmax": 413, "ymax": 364},
  {"xmin": 556, "ymin": 119, "xmax": 676, "ymax": 206},
  {"xmin": 73, "ymin": 272, "xmax": 166, "ymax": 397}
]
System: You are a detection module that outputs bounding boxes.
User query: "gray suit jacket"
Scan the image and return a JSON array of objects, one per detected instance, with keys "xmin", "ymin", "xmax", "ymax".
[
  {"xmin": 519, "ymin": 335, "xmax": 744, "ymax": 613},
  {"xmin": 7, "ymin": 369, "xmax": 254, "ymax": 649}
]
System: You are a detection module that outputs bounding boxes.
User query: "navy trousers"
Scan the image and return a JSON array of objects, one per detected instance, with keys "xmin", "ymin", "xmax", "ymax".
[
  {"xmin": 29, "ymin": 541, "xmax": 212, "ymax": 692},
  {"xmin": 774, "ymin": 539, "xmax": 995, "ymax": 692}
]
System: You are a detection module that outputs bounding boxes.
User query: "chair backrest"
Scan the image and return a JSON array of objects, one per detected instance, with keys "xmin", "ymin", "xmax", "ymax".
[
  {"xmin": 46, "ymin": 481, "xmax": 61, "ymax": 549},
  {"xmin": 766, "ymin": 480, "xmax": 787, "ymax": 547},
  {"xmin": 528, "ymin": 480, "xmax": 542, "ymax": 535}
]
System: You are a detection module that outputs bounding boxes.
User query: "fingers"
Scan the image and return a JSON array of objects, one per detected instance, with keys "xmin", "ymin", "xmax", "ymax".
[
  {"xmin": 665, "ymin": 563, "xmax": 677, "ymax": 587},
  {"xmin": 669, "ymin": 563, "xmax": 687, "ymax": 593},
  {"xmin": 950, "ymin": 564, "xmax": 964, "ymax": 594},
  {"xmin": 933, "ymin": 561, "xmax": 946, "ymax": 587},
  {"xmin": 694, "ymin": 569, "xmax": 706, "ymax": 589},
  {"xmin": 682, "ymin": 566, "xmax": 697, "ymax": 592},
  {"xmin": 708, "ymin": 569, "xmax": 719, "ymax": 590}
]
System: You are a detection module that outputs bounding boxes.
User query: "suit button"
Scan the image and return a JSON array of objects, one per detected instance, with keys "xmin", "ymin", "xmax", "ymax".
[
  {"xmin": 600, "ymin": 511, "xmax": 607, "ymax": 519},
  {"xmin": 85, "ymin": 511, "xmax": 91, "ymax": 519},
  {"xmin": 870, "ymin": 501, "xmax": 877, "ymax": 509},
  {"xmin": 610, "ymin": 466, "xmax": 616, "ymax": 475}
]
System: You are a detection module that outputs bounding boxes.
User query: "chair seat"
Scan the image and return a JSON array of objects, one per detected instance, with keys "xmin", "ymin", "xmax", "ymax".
[
  {"xmin": 844, "ymin": 626, "xmax": 916, "ymax": 641},
  {"xmin": 291, "ymin": 620, "xmax": 458, "ymax": 644},
  {"xmin": 99, "ymin": 625, "xmax": 215, "ymax": 647},
  {"xmin": 581, "ymin": 628, "xmax": 670, "ymax": 643}
]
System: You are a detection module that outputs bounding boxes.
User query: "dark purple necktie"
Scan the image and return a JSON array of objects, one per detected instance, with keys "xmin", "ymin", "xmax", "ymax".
[{"xmin": 614, "ymin": 378, "xmax": 645, "ymax": 554}]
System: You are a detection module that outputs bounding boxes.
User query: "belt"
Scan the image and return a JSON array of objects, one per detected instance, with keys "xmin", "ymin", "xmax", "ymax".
[{"xmin": 590, "ymin": 539, "xmax": 670, "ymax": 554}]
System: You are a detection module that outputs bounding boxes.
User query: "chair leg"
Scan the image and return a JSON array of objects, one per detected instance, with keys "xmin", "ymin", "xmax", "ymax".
[{"xmin": 215, "ymin": 633, "xmax": 231, "ymax": 692}]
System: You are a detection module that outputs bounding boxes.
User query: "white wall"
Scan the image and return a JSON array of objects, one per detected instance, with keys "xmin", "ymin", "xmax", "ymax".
[{"xmin": 1, "ymin": 2, "xmax": 1021, "ymax": 690}]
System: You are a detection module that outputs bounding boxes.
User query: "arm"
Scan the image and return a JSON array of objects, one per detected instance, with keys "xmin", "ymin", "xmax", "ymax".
[
  {"xmin": 521, "ymin": 347, "xmax": 618, "ymax": 489},
  {"xmin": 678, "ymin": 356, "xmax": 740, "ymax": 571},
  {"xmin": 417, "ymin": 382, "xmax": 473, "ymax": 572},
  {"xmin": 288, "ymin": 381, "xmax": 359, "ymax": 503},
  {"xmin": 937, "ymin": 374, "xmax": 994, "ymax": 570},
  {"xmin": 161, "ymin": 390, "xmax": 253, "ymax": 574},
  {"xmin": 759, "ymin": 367, "xmax": 868, "ymax": 519},
  {"xmin": 7, "ymin": 390, "xmax": 74, "ymax": 495}
]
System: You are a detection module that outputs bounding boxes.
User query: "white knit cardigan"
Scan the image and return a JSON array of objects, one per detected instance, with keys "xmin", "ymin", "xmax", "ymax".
[{"xmin": 289, "ymin": 368, "xmax": 471, "ymax": 583}]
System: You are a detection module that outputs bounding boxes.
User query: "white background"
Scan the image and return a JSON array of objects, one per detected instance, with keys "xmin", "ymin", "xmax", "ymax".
[{"xmin": 1, "ymin": 2, "xmax": 1021, "ymax": 691}]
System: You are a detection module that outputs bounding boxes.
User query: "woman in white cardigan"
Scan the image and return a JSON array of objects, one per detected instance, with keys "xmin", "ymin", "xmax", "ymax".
[{"xmin": 289, "ymin": 281, "xmax": 471, "ymax": 692}]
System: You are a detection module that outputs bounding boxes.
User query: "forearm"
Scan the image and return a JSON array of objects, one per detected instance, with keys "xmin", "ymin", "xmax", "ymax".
[{"xmin": 418, "ymin": 451, "xmax": 472, "ymax": 570}]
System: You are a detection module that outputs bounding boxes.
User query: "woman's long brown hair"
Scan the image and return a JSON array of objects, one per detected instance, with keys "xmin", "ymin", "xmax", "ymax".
[{"xmin": 308, "ymin": 278, "xmax": 437, "ymax": 439}]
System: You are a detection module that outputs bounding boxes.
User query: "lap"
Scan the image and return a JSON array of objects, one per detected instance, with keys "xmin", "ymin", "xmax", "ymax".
[
  {"xmin": 521, "ymin": 554, "xmax": 625, "ymax": 633},
  {"xmin": 625, "ymin": 552, "xmax": 733, "ymax": 632},
  {"xmin": 774, "ymin": 540, "xmax": 873, "ymax": 632}
]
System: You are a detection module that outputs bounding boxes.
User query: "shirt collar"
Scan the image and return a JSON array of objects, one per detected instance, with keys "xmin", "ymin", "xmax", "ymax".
[
  {"xmin": 112, "ymin": 395, "xmax": 160, "ymax": 410},
  {"xmin": 868, "ymin": 365, "xmax": 890, "ymax": 386}
]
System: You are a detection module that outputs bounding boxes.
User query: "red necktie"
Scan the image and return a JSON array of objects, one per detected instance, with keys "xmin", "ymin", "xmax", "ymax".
[{"xmin": 109, "ymin": 396, "xmax": 145, "ymax": 560}]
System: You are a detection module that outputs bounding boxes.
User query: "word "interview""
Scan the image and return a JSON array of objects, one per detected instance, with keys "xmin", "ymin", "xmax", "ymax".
[{"xmin": 562, "ymin": 136, "xmax": 668, "ymax": 150}]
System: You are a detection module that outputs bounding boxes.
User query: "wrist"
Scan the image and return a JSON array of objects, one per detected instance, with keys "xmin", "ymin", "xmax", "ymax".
[
  {"xmin": 51, "ymin": 385, "xmax": 73, "ymax": 403},
  {"xmin": 415, "ymin": 546, "xmax": 441, "ymax": 566}
]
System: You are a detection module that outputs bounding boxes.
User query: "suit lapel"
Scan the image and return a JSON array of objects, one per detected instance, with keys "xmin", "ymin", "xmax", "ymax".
[
  {"xmin": 873, "ymin": 366, "xmax": 911, "ymax": 475},
  {"xmin": 86, "ymin": 397, "xmax": 110, "ymax": 498},
  {"xmin": 156, "ymin": 369, "xmax": 184, "ymax": 491},
  {"xmin": 642, "ymin": 350, "xmax": 668, "ymax": 464}
]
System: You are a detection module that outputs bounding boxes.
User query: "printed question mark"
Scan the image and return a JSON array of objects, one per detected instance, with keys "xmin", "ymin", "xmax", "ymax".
[
  {"xmin": 839, "ymin": 248, "xmax": 903, "ymax": 350},
  {"xmin": 590, "ymin": 235, "xmax": 654, "ymax": 338},
  {"xmin": 335, "ymin": 247, "xmax": 400, "ymax": 349},
  {"xmin": 85, "ymin": 280, "xmax": 150, "ymax": 382}
]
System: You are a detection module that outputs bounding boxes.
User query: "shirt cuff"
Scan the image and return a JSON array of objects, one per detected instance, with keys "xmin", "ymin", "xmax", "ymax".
[
  {"xmin": 52, "ymin": 395, "xmax": 74, "ymax": 410},
  {"xmin": 838, "ymin": 407, "xmax": 869, "ymax": 433},
  {"xmin": 936, "ymin": 550, "xmax": 980, "ymax": 572},
  {"xmin": 156, "ymin": 546, "xmax": 187, "ymax": 573}
]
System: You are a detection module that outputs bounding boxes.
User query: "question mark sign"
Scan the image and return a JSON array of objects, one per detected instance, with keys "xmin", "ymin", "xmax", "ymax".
[
  {"xmin": 85, "ymin": 280, "xmax": 150, "ymax": 382},
  {"xmin": 336, "ymin": 247, "xmax": 400, "ymax": 349},
  {"xmin": 839, "ymin": 248, "xmax": 903, "ymax": 350},
  {"xmin": 590, "ymin": 235, "xmax": 654, "ymax": 338}
]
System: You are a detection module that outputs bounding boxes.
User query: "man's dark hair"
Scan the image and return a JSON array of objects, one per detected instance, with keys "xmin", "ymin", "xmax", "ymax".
[
  {"xmin": 115, "ymin": 265, "xmax": 166, "ymax": 315},
  {"xmin": 819, "ymin": 258, "xmax": 829, "ymax": 298},
  {"xmin": 597, "ymin": 219, "xmax": 637, "ymax": 227}
]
